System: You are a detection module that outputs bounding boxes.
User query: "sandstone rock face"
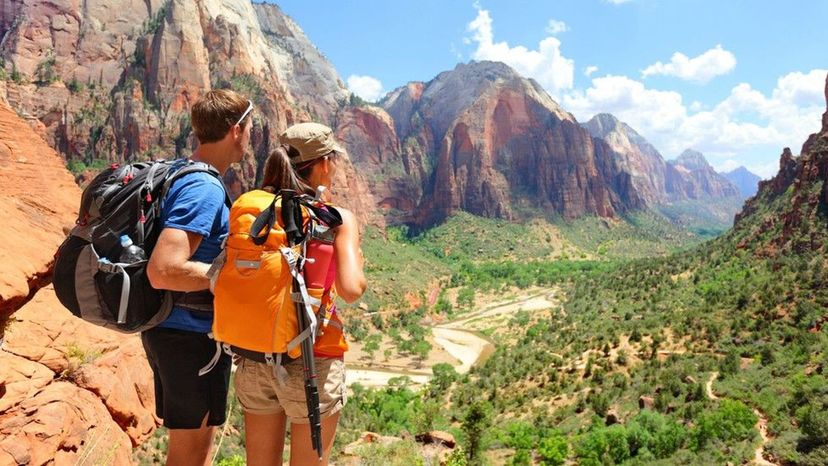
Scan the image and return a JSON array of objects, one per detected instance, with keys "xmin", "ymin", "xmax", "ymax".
[
  {"xmin": 0, "ymin": 102, "xmax": 79, "ymax": 324},
  {"xmin": 0, "ymin": 0, "xmax": 165, "ymax": 87},
  {"xmin": 379, "ymin": 61, "xmax": 630, "ymax": 228},
  {"xmin": 585, "ymin": 113, "xmax": 744, "ymax": 205},
  {"xmin": 666, "ymin": 149, "xmax": 740, "ymax": 200},
  {"xmin": 0, "ymin": 105, "xmax": 156, "ymax": 464},
  {"xmin": 253, "ymin": 2, "xmax": 348, "ymax": 124},
  {"xmin": 583, "ymin": 113, "xmax": 669, "ymax": 205},
  {"xmin": 1, "ymin": 286, "xmax": 156, "ymax": 463},
  {"xmin": 336, "ymin": 105, "xmax": 416, "ymax": 224},
  {"xmin": 734, "ymin": 73, "xmax": 828, "ymax": 254},
  {"xmin": 0, "ymin": 0, "xmax": 377, "ymax": 222},
  {"xmin": 0, "ymin": 382, "xmax": 134, "ymax": 466}
]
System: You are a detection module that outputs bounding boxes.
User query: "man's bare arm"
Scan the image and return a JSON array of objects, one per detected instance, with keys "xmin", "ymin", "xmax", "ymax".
[{"xmin": 146, "ymin": 228, "xmax": 211, "ymax": 292}]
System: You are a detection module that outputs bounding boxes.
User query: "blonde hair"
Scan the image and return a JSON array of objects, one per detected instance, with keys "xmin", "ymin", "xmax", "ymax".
[{"xmin": 260, "ymin": 145, "xmax": 335, "ymax": 195}]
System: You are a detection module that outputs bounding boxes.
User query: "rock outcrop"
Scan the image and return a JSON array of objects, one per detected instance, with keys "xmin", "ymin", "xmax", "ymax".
[
  {"xmin": 584, "ymin": 114, "xmax": 743, "ymax": 204},
  {"xmin": 0, "ymin": 0, "xmax": 377, "ymax": 225},
  {"xmin": 583, "ymin": 113, "xmax": 669, "ymax": 205},
  {"xmin": 0, "ymin": 102, "xmax": 79, "ymax": 327},
  {"xmin": 666, "ymin": 149, "xmax": 740, "ymax": 200},
  {"xmin": 733, "ymin": 73, "xmax": 828, "ymax": 254},
  {"xmin": 1, "ymin": 286, "xmax": 154, "ymax": 465},
  {"xmin": 0, "ymin": 104, "xmax": 155, "ymax": 465},
  {"xmin": 378, "ymin": 61, "xmax": 636, "ymax": 228}
]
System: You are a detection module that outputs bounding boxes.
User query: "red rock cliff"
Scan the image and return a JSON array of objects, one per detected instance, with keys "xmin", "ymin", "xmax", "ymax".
[
  {"xmin": 380, "ymin": 61, "xmax": 635, "ymax": 228},
  {"xmin": 0, "ymin": 103, "xmax": 156, "ymax": 465},
  {"xmin": 733, "ymin": 73, "xmax": 828, "ymax": 254}
]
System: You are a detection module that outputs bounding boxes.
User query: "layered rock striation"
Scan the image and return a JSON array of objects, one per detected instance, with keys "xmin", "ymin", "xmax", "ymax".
[
  {"xmin": 583, "ymin": 113, "xmax": 668, "ymax": 205},
  {"xmin": 374, "ymin": 61, "xmax": 642, "ymax": 228},
  {"xmin": 0, "ymin": 102, "xmax": 79, "ymax": 324},
  {"xmin": 0, "ymin": 104, "xmax": 155, "ymax": 465},
  {"xmin": 666, "ymin": 149, "xmax": 740, "ymax": 200},
  {"xmin": 0, "ymin": 0, "xmax": 378, "ymax": 225}
]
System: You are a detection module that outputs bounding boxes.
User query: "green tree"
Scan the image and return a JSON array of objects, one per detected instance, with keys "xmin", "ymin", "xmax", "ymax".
[
  {"xmin": 721, "ymin": 349, "xmax": 740, "ymax": 375},
  {"xmin": 457, "ymin": 287, "xmax": 476, "ymax": 310},
  {"xmin": 462, "ymin": 401, "xmax": 491, "ymax": 465},
  {"xmin": 538, "ymin": 432, "xmax": 568, "ymax": 466},
  {"xmin": 429, "ymin": 362, "xmax": 458, "ymax": 398},
  {"xmin": 362, "ymin": 334, "xmax": 381, "ymax": 361}
]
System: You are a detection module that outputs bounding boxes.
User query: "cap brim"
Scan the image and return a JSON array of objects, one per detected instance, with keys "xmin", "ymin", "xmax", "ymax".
[{"xmin": 330, "ymin": 141, "xmax": 346, "ymax": 155}]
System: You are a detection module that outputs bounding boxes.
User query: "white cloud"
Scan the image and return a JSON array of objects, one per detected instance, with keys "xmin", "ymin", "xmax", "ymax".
[
  {"xmin": 584, "ymin": 65, "xmax": 599, "ymax": 77},
  {"xmin": 467, "ymin": 7, "xmax": 575, "ymax": 98},
  {"xmin": 346, "ymin": 75, "xmax": 385, "ymax": 102},
  {"xmin": 546, "ymin": 19, "xmax": 568, "ymax": 35},
  {"xmin": 605, "ymin": 0, "xmax": 632, "ymax": 4},
  {"xmin": 564, "ymin": 69, "xmax": 827, "ymax": 165},
  {"xmin": 714, "ymin": 159, "xmax": 741, "ymax": 173},
  {"xmin": 642, "ymin": 45, "xmax": 737, "ymax": 84}
]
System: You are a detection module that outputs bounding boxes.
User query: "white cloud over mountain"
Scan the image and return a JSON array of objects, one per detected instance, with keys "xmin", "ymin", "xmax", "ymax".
[
  {"xmin": 466, "ymin": 6, "xmax": 574, "ymax": 98},
  {"xmin": 464, "ymin": 8, "xmax": 824, "ymax": 178},
  {"xmin": 564, "ymin": 69, "xmax": 827, "ymax": 176},
  {"xmin": 346, "ymin": 75, "xmax": 385, "ymax": 102},
  {"xmin": 641, "ymin": 45, "xmax": 737, "ymax": 84}
]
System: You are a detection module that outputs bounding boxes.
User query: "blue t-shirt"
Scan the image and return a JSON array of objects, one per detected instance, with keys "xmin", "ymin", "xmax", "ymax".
[{"xmin": 156, "ymin": 160, "xmax": 228, "ymax": 333}]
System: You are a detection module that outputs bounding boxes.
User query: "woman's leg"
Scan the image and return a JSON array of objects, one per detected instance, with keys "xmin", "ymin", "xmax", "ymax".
[
  {"xmin": 244, "ymin": 411, "xmax": 288, "ymax": 466},
  {"xmin": 289, "ymin": 412, "xmax": 340, "ymax": 466}
]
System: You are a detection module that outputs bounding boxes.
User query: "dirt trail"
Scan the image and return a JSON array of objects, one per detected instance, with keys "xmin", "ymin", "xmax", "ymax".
[
  {"xmin": 705, "ymin": 371, "xmax": 777, "ymax": 466},
  {"xmin": 705, "ymin": 371, "xmax": 719, "ymax": 400}
]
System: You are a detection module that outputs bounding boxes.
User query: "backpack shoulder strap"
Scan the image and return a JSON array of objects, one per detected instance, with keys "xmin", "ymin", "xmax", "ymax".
[{"xmin": 161, "ymin": 160, "xmax": 232, "ymax": 206}]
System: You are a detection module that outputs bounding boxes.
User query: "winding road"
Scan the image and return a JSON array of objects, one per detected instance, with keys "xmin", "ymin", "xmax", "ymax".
[
  {"xmin": 346, "ymin": 289, "xmax": 558, "ymax": 388},
  {"xmin": 705, "ymin": 371, "xmax": 777, "ymax": 466}
]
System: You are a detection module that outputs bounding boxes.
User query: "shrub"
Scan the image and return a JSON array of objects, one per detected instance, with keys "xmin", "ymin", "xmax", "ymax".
[{"xmin": 538, "ymin": 432, "xmax": 568, "ymax": 466}]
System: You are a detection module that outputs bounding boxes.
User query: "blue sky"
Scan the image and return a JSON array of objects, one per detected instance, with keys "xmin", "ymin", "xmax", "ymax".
[{"xmin": 274, "ymin": 0, "xmax": 827, "ymax": 178}]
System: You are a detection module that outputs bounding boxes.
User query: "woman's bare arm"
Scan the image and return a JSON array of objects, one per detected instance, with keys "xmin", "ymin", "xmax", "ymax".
[{"xmin": 333, "ymin": 208, "xmax": 367, "ymax": 303}]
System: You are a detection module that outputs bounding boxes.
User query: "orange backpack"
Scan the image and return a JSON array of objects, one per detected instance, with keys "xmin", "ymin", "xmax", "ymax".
[{"xmin": 206, "ymin": 189, "xmax": 348, "ymax": 369}]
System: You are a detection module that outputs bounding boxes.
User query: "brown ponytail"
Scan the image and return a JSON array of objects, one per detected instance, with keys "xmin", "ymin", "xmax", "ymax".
[{"xmin": 260, "ymin": 144, "xmax": 317, "ymax": 195}]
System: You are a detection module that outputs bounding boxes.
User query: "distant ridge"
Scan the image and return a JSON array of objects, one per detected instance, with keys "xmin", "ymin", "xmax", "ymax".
[{"xmin": 722, "ymin": 166, "xmax": 762, "ymax": 198}]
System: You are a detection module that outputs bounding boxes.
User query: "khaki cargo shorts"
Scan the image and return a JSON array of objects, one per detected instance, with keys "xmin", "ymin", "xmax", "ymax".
[{"xmin": 234, "ymin": 356, "xmax": 347, "ymax": 423}]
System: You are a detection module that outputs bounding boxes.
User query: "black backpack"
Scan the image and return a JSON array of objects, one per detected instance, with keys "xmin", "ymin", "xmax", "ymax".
[{"xmin": 53, "ymin": 160, "xmax": 228, "ymax": 333}]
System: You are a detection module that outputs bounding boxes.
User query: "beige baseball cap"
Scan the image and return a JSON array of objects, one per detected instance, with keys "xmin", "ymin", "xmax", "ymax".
[{"xmin": 280, "ymin": 122, "xmax": 344, "ymax": 165}]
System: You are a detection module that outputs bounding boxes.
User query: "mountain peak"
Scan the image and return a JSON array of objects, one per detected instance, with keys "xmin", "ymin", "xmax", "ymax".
[
  {"xmin": 673, "ymin": 149, "xmax": 711, "ymax": 171},
  {"xmin": 722, "ymin": 166, "xmax": 761, "ymax": 198},
  {"xmin": 724, "ymin": 166, "xmax": 754, "ymax": 176},
  {"xmin": 452, "ymin": 60, "xmax": 522, "ymax": 80},
  {"xmin": 583, "ymin": 113, "xmax": 621, "ymax": 135}
]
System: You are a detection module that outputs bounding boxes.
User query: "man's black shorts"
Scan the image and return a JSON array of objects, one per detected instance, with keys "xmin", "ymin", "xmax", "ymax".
[{"xmin": 141, "ymin": 327, "xmax": 232, "ymax": 429}]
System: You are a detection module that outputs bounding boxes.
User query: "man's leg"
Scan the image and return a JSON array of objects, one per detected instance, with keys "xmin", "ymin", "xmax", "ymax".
[
  {"xmin": 142, "ymin": 328, "xmax": 231, "ymax": 466},
  {"xmin": 166, "ymin": 414, "xmax": 217, "ymax": 466}
]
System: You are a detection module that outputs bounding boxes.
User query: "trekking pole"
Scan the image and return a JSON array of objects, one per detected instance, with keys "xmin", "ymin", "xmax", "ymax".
[
  {"xmin": 296, "ymin": 279, "xmax": 323, "ymax": 459},
  {"xmin": 281, "ymin": 191, "xmax": 324, "ymax": 460}
]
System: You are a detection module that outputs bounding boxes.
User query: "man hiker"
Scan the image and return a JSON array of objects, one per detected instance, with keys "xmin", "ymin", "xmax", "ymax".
[{"xmin": 143, "ymin": 89, "xmax": 253, "ymax": 466}]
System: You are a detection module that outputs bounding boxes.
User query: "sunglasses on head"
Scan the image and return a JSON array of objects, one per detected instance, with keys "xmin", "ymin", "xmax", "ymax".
[{"xmin": 235, "ymin": 100, "xmax": 254, "ymax": 126}]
